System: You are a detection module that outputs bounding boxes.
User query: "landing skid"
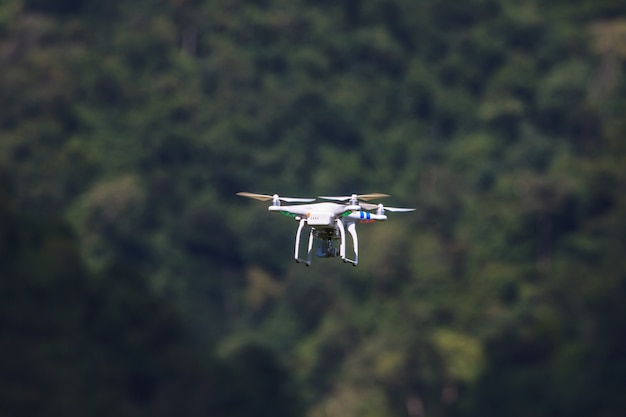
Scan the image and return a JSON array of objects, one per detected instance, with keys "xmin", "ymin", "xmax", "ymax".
[
  {"xmin": 294, "ymin": 219, "xmax": 358, "ymax": 266},
  {"xmin": 294, "ymin": 219, "xmax": 313, "ymax": 266}
]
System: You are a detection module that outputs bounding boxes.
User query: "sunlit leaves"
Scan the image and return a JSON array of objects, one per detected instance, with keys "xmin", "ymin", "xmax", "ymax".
[{"xmin": 433, "ymin": 329, "xmax": 484, "ymax": 383}]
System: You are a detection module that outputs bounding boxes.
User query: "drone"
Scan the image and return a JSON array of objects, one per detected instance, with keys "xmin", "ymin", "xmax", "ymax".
[{"xmin": 237, "ymin": 192, "xmax": 415, "ymax": 266}]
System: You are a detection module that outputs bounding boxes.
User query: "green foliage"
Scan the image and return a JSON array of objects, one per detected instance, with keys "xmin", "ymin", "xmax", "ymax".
[
  {"xmin": 1, "ymin": 0, "xmax": 626, "ymax": 416},
  {"xmin": 0, "ymin": 184, "xmax": 303, "ymax": 416}
]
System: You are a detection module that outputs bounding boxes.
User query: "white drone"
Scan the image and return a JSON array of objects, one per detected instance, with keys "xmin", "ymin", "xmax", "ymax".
[{"xmin": 237, "ymin": 192, "xmax": 415, "ymax": 266}]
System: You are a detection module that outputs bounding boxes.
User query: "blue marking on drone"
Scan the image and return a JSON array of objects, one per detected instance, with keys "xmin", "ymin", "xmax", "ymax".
[{"xmin": 359, "ymin": 211, "xmax": 370, "ymax": 220}]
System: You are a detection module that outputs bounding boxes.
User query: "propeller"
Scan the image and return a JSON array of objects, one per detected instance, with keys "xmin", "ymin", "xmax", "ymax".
[
  {"xmin": 319, "ymin": 193, "xmax": 390, "ymax": 204},
  {"xmin": 360, "ymin": 202, "xmax": 416, "ymax": 214},
  {"xmin": 236, "ymin": 192, "xmax": 315, "ymax": 204}
]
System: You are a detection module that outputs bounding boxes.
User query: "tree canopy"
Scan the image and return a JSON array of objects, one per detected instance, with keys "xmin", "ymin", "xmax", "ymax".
[{"xmin": 1, "ymin": 0, "xmax": 625, "ymax": 416}]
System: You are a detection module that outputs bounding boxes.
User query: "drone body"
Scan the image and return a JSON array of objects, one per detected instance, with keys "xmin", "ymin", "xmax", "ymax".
[{"xmin": 237, "ymin": 192, "xmax": 415, "ymax": 266}]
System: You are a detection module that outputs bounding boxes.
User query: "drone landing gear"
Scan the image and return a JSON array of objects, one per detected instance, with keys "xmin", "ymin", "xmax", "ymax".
[
  {"xmin": 337, "ymin": 220, "xmax": 358, "ymax": 266},
  {"xmin": 293, "ymin": 219, "xmax": 359, "ymax": 266},
  {"xmin": 294, "ymin": 219, "xmax": 313, "ymax": 266}
]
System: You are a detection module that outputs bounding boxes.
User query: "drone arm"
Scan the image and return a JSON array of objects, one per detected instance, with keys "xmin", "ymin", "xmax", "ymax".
[{"xmin": 345, "ymin": 211, "xmax": 387, "ymax": 222}]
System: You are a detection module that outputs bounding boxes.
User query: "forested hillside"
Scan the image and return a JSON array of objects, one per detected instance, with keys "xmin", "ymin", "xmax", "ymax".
[{"xmin": 1, "ymin": 0, "xmax": 626, "ymax": 416}]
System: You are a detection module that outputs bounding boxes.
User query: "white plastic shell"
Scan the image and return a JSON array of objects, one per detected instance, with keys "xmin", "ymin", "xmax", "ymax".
[{"xmin": 307, "ymin": 212, "xmax": 334, "ymax": 226}]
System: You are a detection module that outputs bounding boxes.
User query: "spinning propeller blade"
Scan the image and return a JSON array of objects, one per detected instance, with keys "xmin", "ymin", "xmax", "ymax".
[
  {"xmin": 357, "ymin": 193, "xmax": 391, "ymax": 201},
  {"xmin": 236, "ymin": 192, "xmax": 274, "ymax": 201},
  {"xmin": 383, "ymin": 206, "xmax": 416, "ymax": 212},
  {"xmin": 358, "ymin": 202, "xmax": 378, "ymax": 210},
  {"xmin": 360, "ymin": 202, "xmax": 416, "ymax": 212},
  {"xmin": 318, "ymin": 193, "xmax": 390, "ymax": 202},
  {"xmin": 279, "ymin": 197, "xmax": 317, "ymax": 203},
  {"xmin": 236, "ymin": 192, "xmax": 315, "ymax": 203}
]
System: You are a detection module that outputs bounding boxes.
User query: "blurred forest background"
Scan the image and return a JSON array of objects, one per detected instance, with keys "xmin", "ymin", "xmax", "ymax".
[{"xmin": 1, "ymin": 0, "xmax": 626, "ymax": 416}]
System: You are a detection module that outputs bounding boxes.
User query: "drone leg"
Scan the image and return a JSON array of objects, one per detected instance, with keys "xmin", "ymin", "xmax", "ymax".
[
  {"xmin": 294, "ymin": 219, "xmax": 311, "ymax": 266},
  {"xmin": 336, "ymin": 219, "xmax": 347, "ymax": 260},
  {"xmin": 307, "ymin": 228, "xmax": 314, "ymax": 265},
  {"xmin": 344, "ymin": 221, "xmax": 358, "ymax": 266}
]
